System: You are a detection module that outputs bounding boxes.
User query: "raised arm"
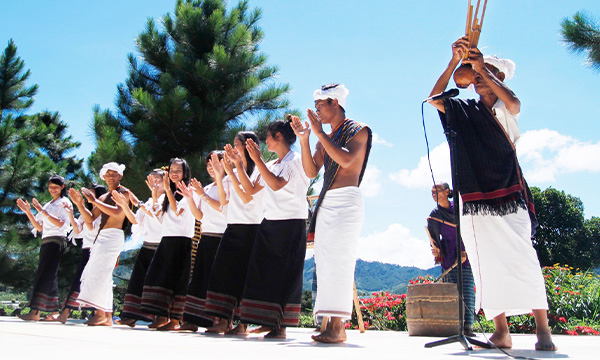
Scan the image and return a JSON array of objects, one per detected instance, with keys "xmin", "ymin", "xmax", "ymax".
[
  {"xmin": 463, "ymin": 47, "xmax": 521, "ymax": 114},
  {"xmin": 82, "ymin": 188, "xmax": 122, "ymax": 217},
  {"xmin": 428, "ymin": 36, "xmax": 468, "ymax": 113},
  {"xmin": 63, "ymin": 202, "xmax": 82, "ymax": 235},
  {"xmin": 69, "ymin": 188, "xmax": 97, "ymax": 225},
  {"xmin": 225, "ymin": 144, "xmax": 263, "ymax": 196},
  {"xmin": 111, "ymin": 190, "xmax": 137, "ymax": 224},
  {"xmin": 176, "ymin": 181, "xmax": 203, "ymax": 221},
  {"xmin": 16, "ymin": 198, "xmax": 43, "ymax": 233},
  {"xmin": 246, "ymin": 138, "xmax": 288, "ymax": 191},
  {"xmin": 222, "ymin": 152, "xmax": 254, "ymax": 204},
  {"xmin": 190, "ymin": 178, "xmax": 223, "ymax": 213},
  {"xmin": 162, "ymin": 172, "xmax": 179, "ymax": 213},
  {"xmin": 307, "ymin": 109, "xmax": 368, "ymax": 169},
  {"xmin": 290, "ymin": 115, "xmax": 323, "ymax": 178},
  {"xmin": 210, "ymin": 153, "xmax": 230, "ymax": 207},
  {"xmin": 31, "ymin": 198, "xmax": 66, "ymax": 228}
]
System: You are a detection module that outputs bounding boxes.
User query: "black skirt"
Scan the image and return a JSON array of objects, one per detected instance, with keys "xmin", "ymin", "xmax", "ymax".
[
  {"xmin": 205, "ymin": 224, "xmax": 259, "ymax": 321},
  {"xmin": 63, "ymin": 247, "xmax": 93, "ymax": 311},
  {"xmin": 141, "ymin": 237, "xmax": 191, "ymax": 319},
  {"xmin": 183, "ymin": 234, "xmax": 222, "ymax": 327},
  {"xmin": 240, "ymin": 219, "xmax": 306, "ymax": 327},
  {"xmin": 29, "ymin": 237, "xmax": 65, "ymax": 312},
  {"xmin": 120, "ymin": 244, "xmax": 157, "ymax": 322}
]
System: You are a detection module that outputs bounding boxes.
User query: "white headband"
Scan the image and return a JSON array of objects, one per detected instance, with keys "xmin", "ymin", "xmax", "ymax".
[
  {"xmin": 484, "ymin": 55, "xmax": 515, "ymax": 80},
  {"xmin": 313, "ymin": 84, "xmax": 349, "ymax": 109},
  {"xmin": 99, "ymin": 162, "xmax": 126, "ymax": 178}
]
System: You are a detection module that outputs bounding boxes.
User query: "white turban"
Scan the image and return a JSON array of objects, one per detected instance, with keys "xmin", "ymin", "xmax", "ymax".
[
  {"xmin": 484, "ymin": 55, "xmax": 515, "ymax": 80},
  {"xmin": 313, "ymin": 84, "xmax": 350, "ymax": 109},
  {"xmin": 99, "ymin": 162, "xmax": 126, "ymax": 178}
]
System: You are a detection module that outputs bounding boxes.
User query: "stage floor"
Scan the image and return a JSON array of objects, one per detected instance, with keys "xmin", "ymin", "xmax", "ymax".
[{"xmin": 0, "ymin": 317, "xmax": 594, "ymax": 359}]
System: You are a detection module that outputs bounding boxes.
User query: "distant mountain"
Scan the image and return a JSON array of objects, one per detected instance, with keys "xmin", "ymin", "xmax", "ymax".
[
  {"xmin": 303, "ymin": 257, "xmax": 441, "ymax": 295},
  {"xmin": 115, "ymin": 249, "xmax": 442, "ymax": 296}
]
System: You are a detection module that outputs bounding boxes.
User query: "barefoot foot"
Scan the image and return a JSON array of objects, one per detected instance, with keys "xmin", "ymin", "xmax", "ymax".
[
  {"xmin": 225, "ymin": 323, "xmax": 248, "ymax": 336},
  {"xmin": 535, "ymin": 330, "xmax": 557, "ymax": 351},
  {"xmin": 489, "ymin": 331, "xmax": 512, "ymax": 349},
  {"xmin": 116, "ymin": 318, "xmax": 136, "ymax": 327},
  {"xmin": 250, "ymin": 325, "xmax": 272, "ymax": 334},
  {"xmin": 17, "ymin": 310, "xmax": 40, "ymax": 321},
  {"xmin": 157, "ymin": 319, "xmax": 180, "ymax": 331},
  {"xmin": 149, "ymin": 316, "xmax": 169, "ymax": 329},
  {"xmin": 206, "ymin": 320, "xmax": 231, "ymax": 334},
  {"xmin": 264, "ymin": 327, "xmax": 286, "ymax": 339},
  {"xmin": 178, "ymin": 322, "xmax": 199, "ymax": 332}
]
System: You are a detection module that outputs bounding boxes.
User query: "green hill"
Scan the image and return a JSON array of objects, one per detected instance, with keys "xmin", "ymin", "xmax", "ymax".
[{"xmin": 303, "ymin": 257, "xmax": 441, "ymax": 295}]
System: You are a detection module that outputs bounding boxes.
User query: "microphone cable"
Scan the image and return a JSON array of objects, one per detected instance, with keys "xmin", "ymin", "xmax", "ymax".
[{"xmin": 421, "ymin": 101, "xmax": 539, "ymax": 360}]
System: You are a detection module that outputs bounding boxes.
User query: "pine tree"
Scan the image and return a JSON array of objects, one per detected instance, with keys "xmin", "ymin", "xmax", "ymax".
[
  {"xmin": 561, "ymin": 11, "xmax": 600, "ymax": 72},
  {"xmin": 91, "ymin": 0, "xmax": 290, "ymax": 198},
  {"xmin": 0, "ymin": 39, "xmax": 83, "ymax": 292}
]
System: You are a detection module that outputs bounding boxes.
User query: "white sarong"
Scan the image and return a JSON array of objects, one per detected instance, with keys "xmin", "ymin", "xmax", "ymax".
[
  {"xmin": 314, "ymin": 186, "xmax": 364, "ymax": 320},
  {"xmin": 78, "ymin": 228, "xmax": 124, "ymax": 312},
  {"xmin": 461, "ymin": 207, "xmax": 548, "ymax": 319}
]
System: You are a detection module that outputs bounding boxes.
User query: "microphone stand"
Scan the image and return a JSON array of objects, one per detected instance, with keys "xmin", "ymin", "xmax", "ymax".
[{"xmin": 424, "ymin": 100, "xmax": 490, "ymax": 351}]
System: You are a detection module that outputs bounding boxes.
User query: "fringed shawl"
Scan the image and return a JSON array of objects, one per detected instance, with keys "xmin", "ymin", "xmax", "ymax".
[
  {"xmin": 308, "ymin": 119, "xmax": 372, "ymax": 239},
  {"xmin": 439, "ymin": 98, "xmax": 536, "ymax": 223}
]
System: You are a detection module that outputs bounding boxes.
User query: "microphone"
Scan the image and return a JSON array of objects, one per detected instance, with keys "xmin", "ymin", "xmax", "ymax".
[{"xmin": 423, "ymin": 88, "xmax": 459, "ymax": 102}]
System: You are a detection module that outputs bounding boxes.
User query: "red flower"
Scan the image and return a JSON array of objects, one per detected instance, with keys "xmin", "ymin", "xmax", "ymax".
[{"xmin": 559, "ymin": 317, "xmax": 567, "ymax": 324}]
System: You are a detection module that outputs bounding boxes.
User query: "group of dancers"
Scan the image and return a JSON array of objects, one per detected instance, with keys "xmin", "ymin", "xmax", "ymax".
[
  {"xmin": 15, "ymin": 83, "xmax": 373, "ymax": 343},
  {"xmin": 15, "ymin": 34, "xmax": 559, "ymax": 350}
]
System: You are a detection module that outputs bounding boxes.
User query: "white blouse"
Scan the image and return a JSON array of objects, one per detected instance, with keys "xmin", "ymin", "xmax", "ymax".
[
  {"xmin": 261, "ymin": 151, "xmax": 310, "ymax": 220},
  {"xmin": 34, "ymin": 197, "xmax": 72, "ymax": 239},
  {"xmin": 199, "ymin": 183, "xmax": 227, "ymax": 234},
  {"xmin": 492, "ymin": 98, "xmax": 520, "ymax": 144},
  {"xmin": 160, "ymin": 192, "xmax": 199, "ymax": 239},
  {"xmin": 75, "ymin": 215, "xmax": 101, "ymax": 249},
  {"xmin": 131, "ymin": 195, "xmax": 164, "ymax": 245},
  {"xmin": 224, "ymin": 168, "xmax": 264, "ymax": 225}
]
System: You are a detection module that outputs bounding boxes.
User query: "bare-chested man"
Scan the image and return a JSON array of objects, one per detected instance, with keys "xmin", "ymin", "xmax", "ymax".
[
  {"xmin": 291, "ymin": 83, "xmax": 372, "ymax": 343},
  {"xmin": 70, "ymin": 162, "xmax": 133, "ymax": 326}
]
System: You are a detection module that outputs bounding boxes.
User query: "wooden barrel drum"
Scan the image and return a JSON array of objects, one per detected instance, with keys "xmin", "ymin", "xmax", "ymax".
[{"xmin": 406, "ymin": 283, "xmax": 460, "ymax": 336}]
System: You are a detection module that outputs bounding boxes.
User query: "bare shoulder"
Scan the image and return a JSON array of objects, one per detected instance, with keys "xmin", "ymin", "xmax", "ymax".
[{"xmin": 347, "ymin": 126, "xmax": 370, "ymax": 150}]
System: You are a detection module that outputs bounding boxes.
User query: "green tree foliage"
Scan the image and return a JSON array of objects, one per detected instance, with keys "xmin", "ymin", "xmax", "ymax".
[
  {"xmin": 561, "ymin": 11, "xmax": 600, "ymax": 72},
  {"xmin": 531, "ymin": 187, "xmax": 600, "ymax": 270},
  {"xmin": 90, "ymin": 0, "xmax": 290, "ymax": 198},
  {"xmin": 0, "ymin": 39, "xmax": 83, "ymax": 293}
]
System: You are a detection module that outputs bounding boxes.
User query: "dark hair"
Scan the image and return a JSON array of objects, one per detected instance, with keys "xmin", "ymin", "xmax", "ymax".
[
  {"xmin": 434, "ymin": 182, "xmax": 454, "ymax": 199},
  {"xmin": 236, "ymin": 131, "xmax": 259, "ymax": 177},
  {"xmin": 48, "ymin": 175, "xmax": 67, "ymax": 197},
  {"xmin": 87, "ymin": 184, "xmax": 107, "ymax": 211},
  {"xmin": 149, "ymin": 168, "xmax": 165, "ymax": 177},
  {"xmin": 268, "ymin": 117, "xmax": 296, "ymax": 147},
  {"xmin": 205, "ymin": 150, "xmax": 224, "ymax": 164},
  {"xmin": 161, "ymin": 158, "xmax": 191, "ymax": 213}
]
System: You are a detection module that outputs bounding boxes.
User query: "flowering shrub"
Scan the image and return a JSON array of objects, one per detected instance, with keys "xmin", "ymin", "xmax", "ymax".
[
  {"xmin": 348, "ymin": 291, "xmax": 407, "ymax": 331},
  {"xmin": 475, "ymin": 265, "xmax": 600, "ymax": 335},
  {"xmin": 408, "ymin": 275, "xmax": 436, "ymax": 285},
  {"xmin": 346, "ymin": 266, "xmax": 600, "ymax": 335}
]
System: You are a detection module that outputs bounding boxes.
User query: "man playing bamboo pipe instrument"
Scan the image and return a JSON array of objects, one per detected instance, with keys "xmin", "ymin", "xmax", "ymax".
[{"xmin": 427, "ymin": 37, "xmax": 556, "ymax": 351}]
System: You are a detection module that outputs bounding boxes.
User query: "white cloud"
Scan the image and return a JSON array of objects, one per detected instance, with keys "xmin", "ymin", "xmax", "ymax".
[
  {"xmin": 357, "ymin": 223, "xmax": 436, "ymax": 269},
  {"xmin": 388, "ymin": 129, "xmax": 600, "ymax": 188},
  {"xmin": 517, "ymin": 129, "xmax": 600, "ymax": 183},
  {"xmin": 372, "ymin": 133, "xmax": 393, "ymax": 147},
  {"xmin": 360, "ymin": 165, "xmax": 382, "ymax": 198},
  {"xmin": 388, "ymin": 142, "xmax": 451, "ymax": 188}
]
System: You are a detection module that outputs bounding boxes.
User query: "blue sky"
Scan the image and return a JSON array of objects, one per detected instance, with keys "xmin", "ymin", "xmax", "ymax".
[{"xmin": 3, "ymin": 1, "xmax": 600, "ymax": 268}]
